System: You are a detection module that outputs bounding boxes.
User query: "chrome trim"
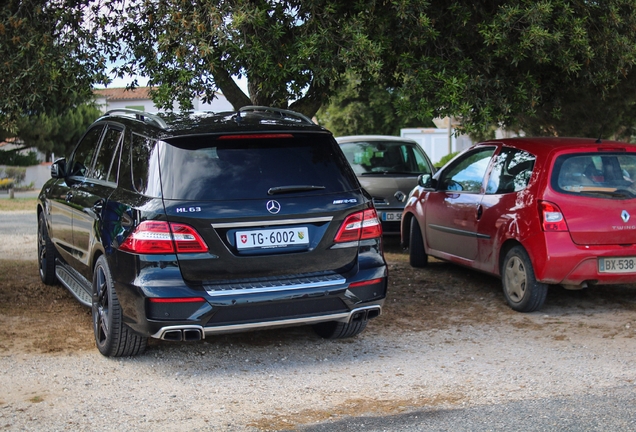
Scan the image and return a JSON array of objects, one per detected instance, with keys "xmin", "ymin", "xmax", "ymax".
[
  {"xmin": 151, "ymin": 325, "xmax": 204, "ymax": 340},
  {"xmin": 202, "ymin": 305, "xmax": 382, "ymax": 336},
  {"xmin": 204, "ymin": 276, "xmax": 346, "ymax": 297},
  {"xmin": 150, "ymin": 306, "xmax": 382, "ymax": 339},
  {"xmin": 212, "ymin": 216, "xmax": 333, "ymax": 229},
  {"xmin": 428, "ymin": 223, "xmax": 491, "ymax": 239}
]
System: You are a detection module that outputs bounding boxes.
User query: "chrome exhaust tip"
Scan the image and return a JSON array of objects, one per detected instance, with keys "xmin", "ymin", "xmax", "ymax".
[{"xmin": 152, "ymin": 325, "xmax": 205, "ymax": 341}]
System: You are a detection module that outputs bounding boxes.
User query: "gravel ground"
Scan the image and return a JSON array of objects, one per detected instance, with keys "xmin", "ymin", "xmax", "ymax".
[
  {"xmin": 2, "ymin": 211, "xmax": 636, "ymax": 430},
  {"xmin": 3, "ymin": 316, "xmax": 636, "ymax": 431}
]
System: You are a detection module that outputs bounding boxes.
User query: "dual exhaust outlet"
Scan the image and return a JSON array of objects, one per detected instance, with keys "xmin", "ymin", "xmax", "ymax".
[{"xmin": 152, "ymin": 305, "xmax": 382, "ymax": 341}]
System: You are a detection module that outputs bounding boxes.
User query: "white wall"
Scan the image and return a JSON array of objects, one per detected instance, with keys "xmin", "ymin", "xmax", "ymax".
[
  {"xmin": 1, "ymin": 163, "xmax": 51, "ymax": 189},
  {"xmin": 401, "ymin": 128, "xmax": 473, "ymax": 165},
  {"xmin": 96, "ymin": 93, "xmax": 233, "ymax": 114}
]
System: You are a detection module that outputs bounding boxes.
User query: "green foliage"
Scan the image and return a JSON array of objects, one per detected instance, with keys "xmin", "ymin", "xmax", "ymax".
[
  {"xmin": 316, "ymin": 72, "xmax": 433, "ymax": 136},
  {"xmin": 0, "ymin": 151, "xmax": 39, "ymax": 166},
  {"xmin": 379, "ymin": 1, "xmax": 636, "ymax": 137},
  {"xmin": 4, "ymin": 166, "xmax": 26, "ymax": 185},
  {"xmin": 435, "ymin": 152, "xmax": 460, "ymax": 169},
  {"xmin": 8, "ymin": 104, "xmax": 103, "ymax": 160},
  {"xmin": 0, "ymin": 0, "xmax": 109, "ymax": 130},
  {"xmin": 5, "ymin": 0, "xmax": 636, "ymax": 139}
]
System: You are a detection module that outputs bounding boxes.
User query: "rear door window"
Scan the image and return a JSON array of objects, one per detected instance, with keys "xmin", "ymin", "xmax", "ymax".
[
  {"xmin": 159, "ymin": 133, "xmax": 358, "ymax": 201},
  {"xmin": 91, "ymin": 126, "xmax": 123, "ymax": 183},
  {"xmin": 486, "ymin": 148, "xmax": 536, "ymax": 194},
  {"xmin": 552, "ymin": 153, "xmax": 636, "ymax": 199}
]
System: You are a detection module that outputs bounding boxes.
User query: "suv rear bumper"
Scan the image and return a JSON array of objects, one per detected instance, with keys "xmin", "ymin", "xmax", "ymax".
[
  {"xmin": 151, "ymin": 304, "xmax": 382, "ymax": 341},
  {"xmin": 112, "ymin": 252, "xmax": 387, "ymax": 338}
]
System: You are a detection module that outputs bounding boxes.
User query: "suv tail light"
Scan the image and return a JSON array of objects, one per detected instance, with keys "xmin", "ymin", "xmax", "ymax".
[
  {"xmin": 119, "ymin": 221, "xmax": 209, "ymax": 254},
  {"xmin": 539, "ymin": 201, "xmax": 568, "ymax": 232},
  {"xmin": 334, "ymin": 209, "xmax": 382, "ymax": 243}
]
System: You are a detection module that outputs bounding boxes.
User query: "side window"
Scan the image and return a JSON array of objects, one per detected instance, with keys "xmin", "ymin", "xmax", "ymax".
[
  {"xmin": 92, "ymin": 126, "xmax": 123, "ymax": 183},
  {"xmin": 131, "ymin": 133, "xmax": 162, "ymax": 197},
  {"xmin": 440, "ymin": 147, "xmax": 495, "ymax": 193},
  {"xmin": 410, "ymin": 146, "xmax": 433, "ymax": 174},
  {"xmin": 486, "ymin": 148, "xmax": 536, "ymax": 194},
  {"xmin": 69, "ymin": 126, "xmax": 103, "ymax": 178}
]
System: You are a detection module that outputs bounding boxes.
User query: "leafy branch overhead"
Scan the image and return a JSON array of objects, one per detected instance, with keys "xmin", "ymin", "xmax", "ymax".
[{"xmin": 3, "ymin": 1, "xmax": 636, "ymax": 137}]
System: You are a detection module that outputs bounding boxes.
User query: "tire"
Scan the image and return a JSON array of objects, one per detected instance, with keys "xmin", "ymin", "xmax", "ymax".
[
  {"xmin": 502, "ymin": 246, "xmax": 548, "ymax": 312},
  {"xmin": 93, "ymin": 255, "xmax": 147, "ymax": 357},
  {"xmin": 38, "ymin": 212, "xmax": 58, "ymax": 285},
  {"xmin": 409, "ymin": 217, "xmax": 428, "ymax": 268},
  {"xmin": 314, "ymin": 318, "xmax": 368, "ymax": 339}
]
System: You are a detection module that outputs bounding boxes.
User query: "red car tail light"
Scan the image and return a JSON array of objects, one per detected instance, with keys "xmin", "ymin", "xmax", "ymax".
[
  {"xmin": 119, "ymin": 221, "xmax": 209, "ymax": 254},
  {"xmin": 334, "ymin": 209, "xmax": 382, "ymax": 243},
  {"xmin": 539, "ymin": 201, "xmax": 568, "ymax": 232},
  {"xmin": 148, "ymin": 297, "xmax": 206, "ymax": 303},
  {"xmin": 349, "ymin": 278, "xmax": 384, "ymax": 288}
]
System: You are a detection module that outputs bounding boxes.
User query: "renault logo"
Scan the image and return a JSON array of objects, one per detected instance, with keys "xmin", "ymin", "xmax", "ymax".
[
  {"xmin": 622, "ymin": 210, "xmax": 631, "ymax": 223},
  {"xmin": 266, "ymin": 200, "xmax": 281, "ymax": 214}
]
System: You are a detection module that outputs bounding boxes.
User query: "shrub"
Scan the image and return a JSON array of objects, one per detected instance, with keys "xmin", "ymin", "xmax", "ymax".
[
  {"xmin": 4, "ymin": 166, "xmax": 26, "ymax": 185},
  {"xmin": 434, "ymin": 151, "xmax": 460, "ymax": 169},
  {"xmin": 0, "ymin": 150, "xmax": 39, "ymax": 166},
  {"xmin": 0, "ymin": 178, "xmax": 14, "ymax": 190}
]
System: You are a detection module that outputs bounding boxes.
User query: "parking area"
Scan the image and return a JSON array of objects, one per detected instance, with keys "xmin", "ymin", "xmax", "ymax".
[{"xmin": 2, "ymin": 237, "xmax": 636, "ymax": 429}]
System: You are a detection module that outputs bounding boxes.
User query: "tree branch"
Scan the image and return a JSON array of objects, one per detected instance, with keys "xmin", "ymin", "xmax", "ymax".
[{"xmin": 212, "ymin": 68, "xmax": 252, "ymax": 110}]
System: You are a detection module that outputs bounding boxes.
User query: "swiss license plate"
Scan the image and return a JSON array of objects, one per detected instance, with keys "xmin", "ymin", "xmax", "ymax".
[
  {"xmin": 382, "ymin": 212, "xmax": 402, "ymax": 222},
  {"xmin": 598, "ymin": 257, "xmax": 636, "ymax": 273},
  {"xmin": 236, "ymin": 227, "xmax": 309, "ymax": 250}
]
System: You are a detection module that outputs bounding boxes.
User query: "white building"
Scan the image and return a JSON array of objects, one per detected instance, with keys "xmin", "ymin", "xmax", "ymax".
[
  {"xmin": 93, "ymin": 87, "xmax": 234, "ymax": 114},
  {"xmin": 401, "ymin": 121, "xmax": 473, "ymax": 165}
]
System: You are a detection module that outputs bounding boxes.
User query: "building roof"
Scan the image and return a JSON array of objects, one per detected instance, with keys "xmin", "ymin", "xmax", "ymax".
[{"xmin": 93, "ymin": 87, "xmax": 155, "ymax": 101}]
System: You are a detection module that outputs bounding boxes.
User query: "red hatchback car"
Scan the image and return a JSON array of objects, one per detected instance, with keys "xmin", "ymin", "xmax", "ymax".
[{"xmin": 401, "ymin": 137, "xmax": 636, "ymax": 312}]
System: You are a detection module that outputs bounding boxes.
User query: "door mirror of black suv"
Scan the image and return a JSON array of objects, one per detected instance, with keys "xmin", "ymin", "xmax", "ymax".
[
  {"xmin": 418, "ymin": 173, "xmax": 436, "ymax": 189},
  {"xmin": 50, "ymin": 158, "xmax": 67, "ymax": 179}
]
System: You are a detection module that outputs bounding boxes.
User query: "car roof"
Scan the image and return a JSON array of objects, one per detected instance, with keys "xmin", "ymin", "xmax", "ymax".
[
  {"xmin": 477, "ymin": 137, "xmax": 636, "ymax": 156},
  {"xmin": 335, "ymin": 135, "xmax": 420, "ymax": 145},
  {"xmin": 96, "ymin": 107, "xmax": 328, "ymax": 139}
]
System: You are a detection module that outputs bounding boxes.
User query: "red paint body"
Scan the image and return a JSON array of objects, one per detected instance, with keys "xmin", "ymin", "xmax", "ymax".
[{"xmin": 402, "ymin": 137, "xmax": 636, "ymax": 287}]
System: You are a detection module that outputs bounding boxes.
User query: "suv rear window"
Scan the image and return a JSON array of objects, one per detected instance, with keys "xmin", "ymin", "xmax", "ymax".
[
  {"xmin": 157, "ymin": 133, "xmax": 358, "ymax": 201},
  {"xmin": 552, "ymin": 153, "xmax": 636, "ymax": 199}
]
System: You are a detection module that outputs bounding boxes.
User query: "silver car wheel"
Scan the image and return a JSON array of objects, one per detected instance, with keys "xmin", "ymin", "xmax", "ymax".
[{"xmin": 504, "ymin": 255, "xmax": 527, "ymax": 302}]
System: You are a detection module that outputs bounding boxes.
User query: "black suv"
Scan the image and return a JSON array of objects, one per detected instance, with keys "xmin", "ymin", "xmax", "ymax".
[{"xmin": 37, "ymin": 107, "xmax": 387, "ymax": 357}]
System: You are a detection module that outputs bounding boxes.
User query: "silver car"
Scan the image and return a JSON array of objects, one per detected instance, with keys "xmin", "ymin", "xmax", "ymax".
[{"xmin": 336, "ymin": 135, "xmax": 435, "ymax": 235}]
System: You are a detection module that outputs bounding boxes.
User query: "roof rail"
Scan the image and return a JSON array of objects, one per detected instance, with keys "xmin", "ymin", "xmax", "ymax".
[
  {"xmin": 238, "ymin": 106, "xmax": 314, "ymax": 125},
  {"xmin": 104, "ymin": 109, "xmax": 168, "ymax": 129}
]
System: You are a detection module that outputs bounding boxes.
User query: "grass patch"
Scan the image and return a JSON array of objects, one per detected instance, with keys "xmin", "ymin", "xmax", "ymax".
[{"xmin": 0, "ymin": 198, "xmax": 38, "ymax": 212}]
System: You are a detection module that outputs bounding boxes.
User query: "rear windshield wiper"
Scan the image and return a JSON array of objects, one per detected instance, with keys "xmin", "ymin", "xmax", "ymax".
[
  {"xmin": 268, "ymin": 185, "xmax": 326, "ymax": 195},
  {"xmin": 360, "ymin": 171, "xmax": 417, "ymax": 176}
]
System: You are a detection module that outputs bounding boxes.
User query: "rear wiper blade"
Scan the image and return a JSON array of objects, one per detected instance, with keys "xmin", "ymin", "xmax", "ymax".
[
  {"xmin": 267, "ymin": 185, "xmax": 326, "ymax": 195},
  {"xmin": 361, "ymin": 171, "xmax": 417, "ymax": 176}
]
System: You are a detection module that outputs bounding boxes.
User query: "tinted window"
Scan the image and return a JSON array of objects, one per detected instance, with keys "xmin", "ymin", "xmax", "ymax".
[
  {"xmin": 159, "ymin": 134, "xmax": 358, "ymax": 201},
  {"xmin": 486, "ymin": 148, "xmax": 535, "ymax": 194},
  {"xmin": 440, "ymin": 147, "xmax": 496, "ymax": 193},
  {"xmin": 92, "ymin": 127, "xmax": 123, "ymax": 183},
  {"xmin": 552, "ymin": 153, "xmax": 636, "ymax": 199},
  {"xmin": 69, "ymin": 126, "xmax": 103, "ymax": 177},
  {"xmin": 130, "ymin": 133, "xmax": 162, "ymax": 197},
  {"xmin": 340, "ymin": 141, "xmax": 432, "ymax": 175}
]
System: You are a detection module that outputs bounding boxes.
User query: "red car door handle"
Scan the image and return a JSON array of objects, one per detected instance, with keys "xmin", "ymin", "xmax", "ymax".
[{"xmin": 476, "ymin": 204, "xmax": 483, "ymax": 220}]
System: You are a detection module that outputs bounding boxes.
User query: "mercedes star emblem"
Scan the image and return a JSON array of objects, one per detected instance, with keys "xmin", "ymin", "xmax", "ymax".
[{"xmin": 266, "ymin": 200, "xmax": 281, "ymax": 214}]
